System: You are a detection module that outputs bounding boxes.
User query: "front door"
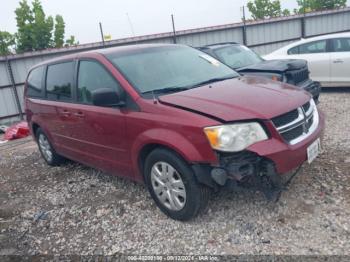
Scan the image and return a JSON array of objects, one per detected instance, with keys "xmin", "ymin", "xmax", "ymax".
[
  {"xmin": 330, "ymin": 38, "xmax": 350, "ymax": 86},
  {"xmin": 68, "ymin": 60, "xmax": 129, "ymax": 176},
  {"xmin": 288, "ymin": 39, "xmax": 331, "ymax": 85}
]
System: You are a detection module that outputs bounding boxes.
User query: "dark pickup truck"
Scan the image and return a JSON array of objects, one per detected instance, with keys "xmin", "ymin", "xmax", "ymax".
[{"xmin": 198, "ymin": 42, "xmax": 321, "ymax": 102}]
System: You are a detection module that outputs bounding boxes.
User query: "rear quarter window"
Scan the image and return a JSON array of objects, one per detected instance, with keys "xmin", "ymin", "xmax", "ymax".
[
  {"xmin": 27, "ymin": 66, "xmax": 44, "ymax": 98},
  {"xmin": 46, "ymin": 61, "xmax": 75, "ymax": 101},
  {"xmin": 332, "ymin": 38, "xmax": 350, "ymax": 52}
]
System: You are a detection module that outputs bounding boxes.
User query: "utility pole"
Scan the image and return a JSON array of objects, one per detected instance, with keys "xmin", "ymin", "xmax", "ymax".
[
  {"xmin": 171, "ymin": 14, "xmax": 177, "ymax": 44},
  {"xmin": 241, "ymin": 6, "xmax": 247, "ymax": 45},
  {"xmin": 5, "ymin": 56, "xmax": 23, "ymax": 120},
  {"xmin": 301, "ymin": 0, "xmax": 306, "ymax": 38},
  {"xmin": 99, "ymin": 22, "xmax": 105, "ymax": 47}
]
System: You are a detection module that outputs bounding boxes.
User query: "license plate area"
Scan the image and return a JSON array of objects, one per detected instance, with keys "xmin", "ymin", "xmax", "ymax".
[{"xmin": 307, "ymin": 138, "xmax": 321, "ymax": 164}]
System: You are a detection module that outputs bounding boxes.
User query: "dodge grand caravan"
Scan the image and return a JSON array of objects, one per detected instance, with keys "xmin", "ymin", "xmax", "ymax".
[{"xmin": 25, "ymin": 44, "xmax": 324, "ymax": 221}]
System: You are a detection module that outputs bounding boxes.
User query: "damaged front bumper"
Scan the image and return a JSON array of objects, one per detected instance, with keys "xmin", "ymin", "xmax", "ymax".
[
  {"xmin": 297, "ymin": 79, "xmax": 321, "ymax": 103},
  {"xmin": 192, "ymin": 110, "xmax": 324, "ymax": 201},
  {"xmin": 193, "ymin": 151, "xmax": 287, "ymax": 201}
]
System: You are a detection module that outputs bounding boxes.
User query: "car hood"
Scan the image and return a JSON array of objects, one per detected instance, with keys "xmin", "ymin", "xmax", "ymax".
[
  {"xmin": 237, "ymin": 59, "xmax": 307, "ymax": 73},
  {"xmin": 158, "ymin": 76, "xmax": 310, "ymax": 122}
]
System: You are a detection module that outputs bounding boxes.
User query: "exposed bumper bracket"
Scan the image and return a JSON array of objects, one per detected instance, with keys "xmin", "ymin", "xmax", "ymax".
[{"xmin": 192, "ymin": 151, "xmax": 304, "ymax": 202}]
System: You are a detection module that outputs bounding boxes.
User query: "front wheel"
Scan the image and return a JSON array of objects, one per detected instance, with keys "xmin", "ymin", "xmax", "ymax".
[{"xmin": 144, "ymin": 148, "xmax": 210, "ymax": 221}]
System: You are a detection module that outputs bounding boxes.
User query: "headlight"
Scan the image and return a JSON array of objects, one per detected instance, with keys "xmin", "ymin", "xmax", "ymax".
[
  {"xmin": 271, "ymin": 75, "xmax": 283, "ymax": 82},
  {"xmin": 204, "ymin": 122, "xmax": 268, "ymax": 152}
]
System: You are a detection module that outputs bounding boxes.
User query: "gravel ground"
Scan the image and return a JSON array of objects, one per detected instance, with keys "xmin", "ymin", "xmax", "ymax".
[{"xmin": 0, "ymin": 90, "xmax": 349, "ymax": 256}]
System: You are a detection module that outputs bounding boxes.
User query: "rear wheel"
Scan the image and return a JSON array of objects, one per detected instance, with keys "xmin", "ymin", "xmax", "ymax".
[
  {"xmin": 36, "ymin": 128, "xmax": 64, "ymax": 166},
  {"xmin": 144, "ymin": 148, "xmax": 210, "ymax": 221}
]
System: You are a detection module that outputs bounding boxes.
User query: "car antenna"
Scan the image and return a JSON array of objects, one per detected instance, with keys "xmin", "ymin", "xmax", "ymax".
[{"xmin": 152, "ymin": 90, "xmax": 158, "ymax": 104}]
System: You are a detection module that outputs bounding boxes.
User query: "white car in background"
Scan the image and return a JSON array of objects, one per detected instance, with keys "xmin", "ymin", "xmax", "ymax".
[{"xmin": 264, "ymin": 32, "xmax": 350, "ymax": 87}]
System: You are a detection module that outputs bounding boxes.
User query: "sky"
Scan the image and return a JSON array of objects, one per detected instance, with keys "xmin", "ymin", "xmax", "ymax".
[{"xmin": 0, "ymin": 0, "xmax": 348, "ymax": 44}]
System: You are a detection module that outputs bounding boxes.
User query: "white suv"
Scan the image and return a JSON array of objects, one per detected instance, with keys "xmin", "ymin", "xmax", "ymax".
[{"xmin": 264, "ymin": 32, "xmax": 350, "ymax": 87}]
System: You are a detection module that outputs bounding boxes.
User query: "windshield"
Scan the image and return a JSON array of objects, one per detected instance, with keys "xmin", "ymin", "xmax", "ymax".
[
  {"xmin": 214, "ymin": 45, "xmax": 263, "ymax": 69},
  {"xmin": 106, "ymin": 45, "xmax": 239, "ymax": 95}
]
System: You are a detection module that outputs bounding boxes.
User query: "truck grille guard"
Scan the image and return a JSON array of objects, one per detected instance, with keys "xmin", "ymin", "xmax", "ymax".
[{"xmin": 287, "ymin": 67, "xmax": 309, "ymax": 85}]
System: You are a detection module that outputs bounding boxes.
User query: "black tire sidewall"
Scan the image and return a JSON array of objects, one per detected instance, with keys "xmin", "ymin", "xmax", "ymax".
[{"xmin": 144, "ymin": 149, "xmax": 204, "ymax": 221}]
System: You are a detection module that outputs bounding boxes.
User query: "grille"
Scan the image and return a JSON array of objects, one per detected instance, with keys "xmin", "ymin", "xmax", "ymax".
[
  {"xmin": 272, "ymin": 100, "xmax": 319, "ymax": 145},
  {"xmin": 287, "ymin": 67, "xmax": 309, "ymax": 85},
  {"xmin": 272, "ymin": 109, "xmax": 299, "ymax": 128},
  {"xmin": 302, "ymin": 101, "xmax": 310, "ymax": 113},
  {"xmin": 281, "ymin": 125, "xmax": 303, "ymax": 141}
]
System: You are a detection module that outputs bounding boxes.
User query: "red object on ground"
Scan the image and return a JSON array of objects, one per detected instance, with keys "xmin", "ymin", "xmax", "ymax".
[{"xmin": 4, "ymin": 121, "xmax": 30, "ymax": 140}]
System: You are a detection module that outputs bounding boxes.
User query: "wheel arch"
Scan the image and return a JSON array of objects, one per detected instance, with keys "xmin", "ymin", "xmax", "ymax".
[
  {"xmin": 131, "ymin": 128, "xmax": 215, "ymax": 182},
  {"xmin": 32, "ymin": 122, "xmax": 40, "ymax": 137},
  {"xmin": 137, "ymin": 143, "xmax": 189, "ymax": 183},
  {"xmin": 29, "ymin": 121, "xmax": 56, "ymax": 151}
]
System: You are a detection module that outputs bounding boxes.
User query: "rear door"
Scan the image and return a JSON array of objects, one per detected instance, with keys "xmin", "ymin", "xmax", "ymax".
[
  {"xmin": 287, "ymin": 40, "xmax": 331, "ymax": 84},
  {"xmin": 43, "ymin": 61, "xmax": 77, "ymax": 155},
  {"xmin": 330, "ymin": 38, "xmax": 350, "ymax": 86},
  {"xmin": 68, "ymin": 59, "xmax": 129, "ymax": 176}
]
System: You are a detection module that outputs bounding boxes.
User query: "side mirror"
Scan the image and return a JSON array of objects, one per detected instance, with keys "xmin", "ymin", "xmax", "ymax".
[{"xmin": 92, "ymin": 88, "xmax": 125, "ymax": 107}]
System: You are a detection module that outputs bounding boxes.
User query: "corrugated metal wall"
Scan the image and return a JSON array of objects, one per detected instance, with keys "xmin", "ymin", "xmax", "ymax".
[
  {"xmin": 1, "ymin": 7, "xmax": 350, "ymax": 124},
  {"xmin": 178, "ymin": 27, "xmax": 244, "ymax": 46},
  {"xmin": 305, "ymin": 10, "xmax": 350, "ymax": 35},
  {"xmin": 247, "ymin": 19, "xmax": 302, "ymax": 54},
  {"xmin": 0, "ymin": 60, "xmax": 19, "ymax": 124}
]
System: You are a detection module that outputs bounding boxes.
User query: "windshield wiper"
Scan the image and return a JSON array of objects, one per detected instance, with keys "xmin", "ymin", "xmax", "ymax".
[
  {"xmin": 142, "ymin": 75, "xmax": 237, "ymax": 95},
  {"xmin": 189, "ymin": 75, "xmax": 237, "ymax": 88},
  {"xmin": 142, "ymin": 86, "xmax": 190, "ymax": 95}
]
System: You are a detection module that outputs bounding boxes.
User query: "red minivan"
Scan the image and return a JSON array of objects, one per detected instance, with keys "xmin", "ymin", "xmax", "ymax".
[{"xmin": 25, "ymin": 44, "xmax": 324, "ymax": 220}]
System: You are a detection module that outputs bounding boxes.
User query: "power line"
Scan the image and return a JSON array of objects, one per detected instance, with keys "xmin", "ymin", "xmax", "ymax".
[{"xmin": 126, "ymin": 13, "xmax": 135, "ymax": 37}]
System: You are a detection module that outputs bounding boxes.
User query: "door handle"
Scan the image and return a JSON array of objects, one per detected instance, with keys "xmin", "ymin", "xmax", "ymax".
[
  {"xmin": 74, "ymin": 112, "xmax": 85, "ymax": 118},
  {"xmin": 333, "ymin": 59, "xmax": 344, "ymax": 63},
  {"xmin": 60, "ymin": 110, "xmax": 71, "ymax": 116}
]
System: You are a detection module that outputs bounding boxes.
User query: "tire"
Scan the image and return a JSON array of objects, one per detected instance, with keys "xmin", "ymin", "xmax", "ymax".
[
  {"xmin": 36, "ymin": 128, "xmax": 65, "ymax": 166},
  {"xmin": 144, "ymin": 148, "xmax": 211, "ymax": 221}
]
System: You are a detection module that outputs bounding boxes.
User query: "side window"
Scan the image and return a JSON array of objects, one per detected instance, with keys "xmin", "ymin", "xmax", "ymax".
[
  {"xmin": 46, "ymin": 61, "xmax": 74, "ymax": 101},
  {"xmin": 77, "ymin": 60, "xmax": 123, "ymax": 104},
  {"xmin": 27, "ymin": 66, "xmax": 44, "ymax": 98},
  {"xmin": 298, "ymin": 40, "xmax": 327, "ymax": 54},
  {"xmin": 288, "ymin": 46, "xmax": 299, "ymax": 55},
  {"xmin": 332, "ymin": 38, "xmax": 350, "ymax": 52}
]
